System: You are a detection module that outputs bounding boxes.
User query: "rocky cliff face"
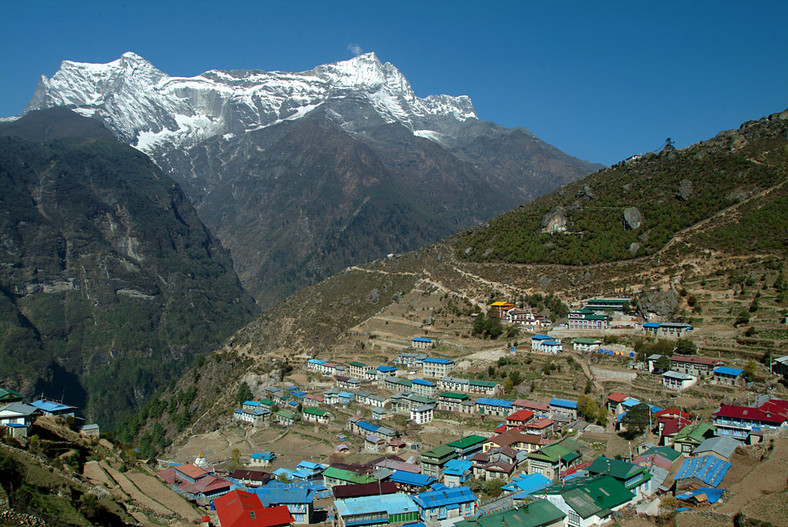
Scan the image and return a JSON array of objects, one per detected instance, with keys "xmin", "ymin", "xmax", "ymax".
[
  {"xmin": 21, "ymin": 52, "xmax": 603, "ymax": 307},
  {"xmin": 0, "ymin": 109, "xmax": 257, "ymax": 428}
]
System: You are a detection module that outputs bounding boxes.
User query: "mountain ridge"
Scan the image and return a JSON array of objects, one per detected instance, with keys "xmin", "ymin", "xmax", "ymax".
[{"xmin": 20, "ymin": 52, "xmax": 603, "ymax": 307}]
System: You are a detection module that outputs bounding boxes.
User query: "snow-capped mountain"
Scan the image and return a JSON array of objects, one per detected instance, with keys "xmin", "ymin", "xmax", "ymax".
[
  {"xmin": 25, "ymin": 51, "xmax": 476, "ymax": 154},
  {"xmin": 21, "ymin": 52, "xmax": 602, "ymax": 308}
]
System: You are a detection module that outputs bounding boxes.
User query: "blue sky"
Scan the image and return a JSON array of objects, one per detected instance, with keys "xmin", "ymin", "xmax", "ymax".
[{"xmin": 1, "ymin": 1, "xmax": 785, "ymax": 165}]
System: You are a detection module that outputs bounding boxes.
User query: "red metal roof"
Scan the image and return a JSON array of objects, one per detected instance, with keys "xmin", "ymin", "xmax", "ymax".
[
  {"xmin": 713, "ymin": 404, "xmax": 787, "ymax": 425},
  {"xmin": 215, "ymin": 490, "xmax": 294, "ymax": 527},
  {"xmin": 506, "ymin": 409, "xmax": 535, "ymax": 422},
  {"xmin": 656, "ymin": 408, "xmax": 692, "ymax": 420},
  {"xmin": 488, "ymin": 429, "xmax": 543, "ymax": 447},
  {"xmin": 606, "ymin": 392, "xmax": 628, "ymax": 403},
  {"xmin": 332, "ymin": 480, "xmax": 399, "ymax": 499},
  {"xmin": 524, "ymin": 417, "xmax": 554, "ymax": 430},
  {"xmin": 513, "ymin": 399, "xmax": 550, "ymax": 412},
  {"xmin": 174, "ymin": 463, "xmax": 209, "ymax": 480},
  {"xmin": 670, "ymin": 355, "xmax": 722, "ymax": 366}
]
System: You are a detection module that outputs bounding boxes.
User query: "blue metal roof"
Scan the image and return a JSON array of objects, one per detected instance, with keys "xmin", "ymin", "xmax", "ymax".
[
  {"xmin": 675, "ymin": 487, "xmax": 725, "ymax": 504},
  {"xmin": 378, "ymin": 365, "xmax": 397, "ymax": 372},
  {"xmin": 643, "ymin": 323, "xmax": 661, "ymax": 328},
  {"xmin": 503, "ymin": 473, "xmax": 551, "ymax": 495},
  {"xmin": 389, "ymin": 470, "xmax": 436, "ymax": 487},
  {"xmin": 621, "ymin": 398, "xmax": 641, "ymax": 408},
  {"xmin": 476, "ymin": 398, "xmax": 513, "ymax": 408},
  {"xmin": 30, "ymin": 400, "xmax": 75, "ymax": 412},
  {"xmin": 531, "ymin": 334, "xmax": 552, "ymax": 340},
  {"xmin": 412, "ymin": 337, "xmax": 432, "ymax": 343},
  {"xmin": 357, "ymin": 421, "xmax": 379, "ymax": 433},
  {"xmin": 412, "ymin": 486, "xmax": 477, "ymax": 509},
  {"xmin": 255, "ymin": 486, "xmax": 316, "ymax": 505},
  {"xmin": 713, "ymin": 367, "xmax": 744, "ymax": 376},
  {"xmin": 441, "ymin": 459, "xmax": 472, "ymax": 476},
  {"xmin": 675, "ymin": 455, "xmax": 731, "ymax": 487},
  {"xmin": 423, "ymin": 358, "xmax": 454, "ymax": 364},
  {"xmin": 549, "ymin": 398, "xmax": 578, "ymax": 409},
  {"xmin": 335, "ymin": 492, "xmax": 418, "ymax": 517},
  {"xmin": 412, "ymin": 379, "xmax": 435, "ymax": 386}
]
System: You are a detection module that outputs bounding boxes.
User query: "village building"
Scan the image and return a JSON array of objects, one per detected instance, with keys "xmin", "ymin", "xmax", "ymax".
[
  {"xmin": 549, "ymin": 398, "xmax": 578, "ymax": 420},
  {"xmin": 255, "ymin": 486, "xmax": 318, "ymax": 524},
  {"xmin": 336, "ymin": 376, "xmax": 361, "ymax": 391},
  {"xmin": 484, "ymin": 429, "xmax": 544, "ymax": 453},
  {"xmin": 670, "ymin": 355, "xmax": 723, "ymax": 377},
  {"xmin": 711, "ymin": 366, "xmax": 745, "ymax": 387},
  {"xmin": 376, "ymin": 365, "xmax": 398, "ymax": 382},
  {"xmin": 514, "ymin": 399, "xmax": 551, "ymax": 416},
  {"xmin": 347, "ymin": 361, "xmax": 370, "ymax": 378},
  {"xmin": 605, "ymin": 392, "xmax": 629, "ymax": 414},
  {"xmin": 420, "ymin": 445, "xmax": 458, "ymax": 477},
  {"xmin": 453, "ymin": 500, "xmax": 565, "ymax": 527},
  {"xmin": 470, "ymin": 446, "xmax": 523, "ymax": 481},
  {"xmin": 234, "ymin": 407, "xmax": 270, "ymax": 426},
  {"xmin": 306, "ymin": 359, "xmax": 325, "ymax": 371},
  {"xmin": 29, "ymin": 399, "xmax": 76, "ymax": 418},
  {"xmin": 505, "ymin": 409, "xmax": 535, "ymax": 429},
  {"xmin": 334, "ymin": 492, "xmax": 420, "ymax": 527},
  {"xmin": 447, "ymin": 435, "xmax": 488, "ymax": 460},
  {"xmin": 394, "ymin": 352, "xmax": 428, "ymax": 368},
  {"xmin": 365, "ymin": 434, "xmax": 387, "ymax": 453},
  {"xmin": 389, "ymin": 470, "xmax": 436, "ymax": 494},
  {"xmin": 439, "ymin": 376, "xmax": 470, "ymax": 393},
  {"xmin": 411, "ymin": 337, "xmax": 433, "ymax": 349},
  {"xmin": 712, "ymin": 399, "xmax": 788, "ymax": 441},
  {"xmin": 524, "ymin": 418, "xmax": 555, "ymax": 436},
  {"xmin": 586, "ymin": 457, "xmax": 653, "ymax": 500},
  {"xmin": 302, "ymin": 407, "xmax": 331, "ymax": 425},
  {"xmin": 572, "ymin": 337, "xmax": 603, "ymax": 352},
  {"xmin": 229, "ymin": 469, "xmax": 272, "ymax": 487},
  {"xmin": 662, "ymin": 371, "xmax": 697, "ymax": 391},
  {"xmin": 410, "ymin": 404, "xmax": 434, "ymax": 425},
  {"xmin": 411, "ymin": 378, "xmax": 437, "ymax": 397},
  {"xmin": 530, "ymin": 335, "xmax": 563, "ymax": 354},
  {"xmin": 526, "ymin": 438, "xmax": 583, "ymax": 480},
  {"xmin": 583, "ymin": 297, "xmax": 631, "ymax": 313},
  {"xmin": 642, "ymin": 322, "xmax": 693, "ymax": 339},
  {"xmin": 0, "ymin": 387, "xmax": 23, "ymax": 405},
  {"xmin": 692, "ymin": 436, "xmax": 740, "ymax": 461},
  {"xmin": 476, "ymin": 398, "xmax": 514, "ymax": 417},
  {"xmin": 214, "ymin": 490, "xmax": 294, "ymax": 527},
  {"xmin": 422, "ymin": 358, "xmax": 455, "ymax": 378},
  {"xmin": 468, "ymin": 379, "xmax": 501, "ymax": 396},
  {"xmin": 322, "ymin": 467, "xmax": 377, "ymax": 490},
  {"xmin": 673, "ymin": 422, "xmax": 716, "ymax": 454},
  {"xmin": 411, "ymin": 486, "xmax": 478, "ymax": 522},
  {"xmin": 489, "ymin": 302, "xmax": 516, "ymax": 318},
  {"xmin": 567, "ymin": 309, "xmax": 610, "ymax": 330},
  {"xmin": 442, "ymin": 459, "xmax": 474, "ymax": 488},
  {"xmin": 534, "ymin": 475, "xmax": 635, "ymax": 527},
  {"xmin": 302, "ymin": 394, "xmax": 323, "ymax": 408},
  {"xmin": 250, "ymin": 451, "xmax": 276, "ymax": 467},
  {"xmin": 276, "ymin": 411, "xmax": 296, "ymax": 427},
  {"xmin": 157, "ymin": 464, "xmax": 232, "ymax": 504},
  {"xmin": 437, "ymin": 392, "xmax": 474, "ymax": 414}
]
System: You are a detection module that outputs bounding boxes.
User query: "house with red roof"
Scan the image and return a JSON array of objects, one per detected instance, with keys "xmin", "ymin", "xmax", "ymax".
[
  {"xmin": 157, "ymin": 464, "xmax": 232, "ymax": 504},
  {"xmin": 606, "ymin": 392, "xmax": 628, "ymax": 414},
  {"xmin": 523, "ymin": 417, "xmax": 555, "ymax": 436},
  {"xmin": 505, "ymin": 409, "xmax": 535, "ymax": 429},
  {"xmin": 214, "ymin": 489, "xmax": 294, "ymax": 527},
  {"xmin": 712, "ymin": 399, "xmax": 788, "ymax": 442},
  {"xmin": 483, "ymin": 429, "xmax": 544, "ymax": 453},
  {"xmin": 654, "ymin": 409, "xmax": 693, "ymax": 447},
  {"xmin": 513, "ymin": 399, "xmax": 551, "ymax": 416}
]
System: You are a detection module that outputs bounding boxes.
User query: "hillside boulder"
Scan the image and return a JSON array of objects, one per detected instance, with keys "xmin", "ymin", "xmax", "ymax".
[
  {"xmin": 541, "ymin": 206, "xmax": 568, "ymax": 233},
  {"xmin": 636, "ymin": 289, "xmax": 679, "ymax": 318},
  {"xmin": 676, "ymin": 179, "xmax": 693, "ymax": 201},
  {"xmin": 623, "ymin": 207, "xmax": 643, "ymax": 230}
]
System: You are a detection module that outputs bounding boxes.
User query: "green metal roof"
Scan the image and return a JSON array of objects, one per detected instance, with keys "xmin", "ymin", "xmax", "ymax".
[
  {"xmin": 587, "ymin": 457, "xmax": 646, "ymax": 480},
  {"xmin": 259, "ymin": 398, "xmax": 275, "ymax": 406},
  {"xmin": 572, "ymin": 338, "xmax": 602, "ymax": 344},
  {"xmin": 420, "ymin": 445, "xmax": 457, "ymax": 462},
  {"xmin": 303, "ymin": 407, "xmax": 328, "ymax": 416},
  {"xmin": 348, "ymin": 361, "xmax": 367, "ymax": 367},
  {"xmin": 469, "ymin": 380, "xmax": 498, "ymax": 388},
  {"xmin": 456, "ymin": 500, "xmax": 566, "ymax": 527},
  {"xmin": 541, "ymin": 475, "xmax": 634, "ymax": 519},
  {"xmin": 322, "ymin": 466, "xmax": 377, "ymax": 484},
  {"xmin": 674, "ymin": 422, "xmax": 715, "ymax": 444},
  {"xmin": 528, "ymin": 438, "xmax": 583, "ymax": 463},
  {"xmin": 0, "ymin": 387, "xmax": 23, "ymax": 401},
  {"xmin": 447, "ymin": 435, "xmax": 488, "ymax": 450},
  {"xmin": 439, "ymin": 392, "xmax": 469, "ymax": 400},
  {"xmin": 641, "ymin": 446, "xmax": 681, "ymax": 462}
]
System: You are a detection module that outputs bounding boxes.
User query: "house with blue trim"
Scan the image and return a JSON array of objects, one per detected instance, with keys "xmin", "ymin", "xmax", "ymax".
[
  {"xmin": 255, "ymin": 486, "xmax": 317, "ymax": 524},
  {"xmin": 422, "ymin": 358, "xmax": 455, "ymax": 378},
  {"xmin": 411, "ymin": 486, "xmax": 478, "ymax": 521},
  {"xmin": 441, "ymin": 459, "xmax": 473, "ymax": 488},
  {"xmin": 711, "ymin": 366, "xmax": 744, "ymax": 387},
  {"xmin": 530, "ymin": 335, "xmax": 563, "ymax": 354},
  {"xmin": 475, "ymin": 398, "xmax": 514, "ymax": 417},
  {"xmin": 334, "ymin": 492, "xmax": 420, "ymax": 527},
  {"xmin": 548, "ymin": 398, "xmax": 578, "ymax": 420}
]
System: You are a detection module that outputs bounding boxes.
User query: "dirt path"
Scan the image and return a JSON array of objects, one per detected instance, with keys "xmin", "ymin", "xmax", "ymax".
[{"xmin": 717, "ymin": 438, "xmax": 788, "ymax": 517}]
